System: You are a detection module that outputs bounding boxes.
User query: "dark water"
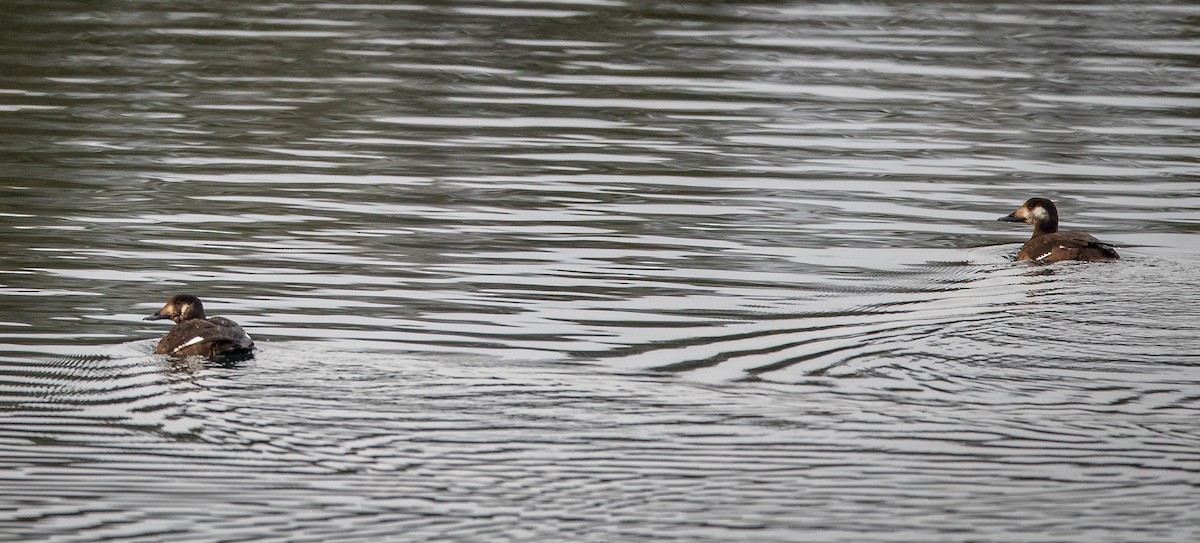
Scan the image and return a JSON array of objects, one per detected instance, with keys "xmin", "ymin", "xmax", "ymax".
[{"xmin": 2, "ymin": 1, "xmax": 1200, "ymax": 541}]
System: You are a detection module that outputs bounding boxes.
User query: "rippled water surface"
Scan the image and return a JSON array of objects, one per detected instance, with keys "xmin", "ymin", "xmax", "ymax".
[{"xmin": 2, "ymin": 1, "xmax": 1200, "ymax": 541}]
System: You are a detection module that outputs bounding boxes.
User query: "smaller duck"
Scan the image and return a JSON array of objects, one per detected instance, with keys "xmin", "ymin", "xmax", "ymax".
[
  {"xmin": 144, "ymin": 294, "xmax": 255, "ymax": 359},
  {"xmin": 998, "ymin": 197, "xmax": 1119, "ymax": 263}
]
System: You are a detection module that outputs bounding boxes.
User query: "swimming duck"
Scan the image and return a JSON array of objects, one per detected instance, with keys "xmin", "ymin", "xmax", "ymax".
[
  {"xmin": 144, "ymin": 294, "xmax": 255, "ymax": 359},
  {"xmin": 998, "ymin": 197, "xmax": 1119, "ymax": 263}
]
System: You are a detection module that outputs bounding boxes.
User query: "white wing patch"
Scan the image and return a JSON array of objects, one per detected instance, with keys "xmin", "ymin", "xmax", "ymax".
[
  {"xmin": 1035, "ymin": 245, "xmax": 1068, "ymax": 261},
  {"xmin": 172, "ymin": 336, "xmax": 206, "ymax": 354}
]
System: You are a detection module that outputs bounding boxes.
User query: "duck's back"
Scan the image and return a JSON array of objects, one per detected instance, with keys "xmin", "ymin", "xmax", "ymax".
[
  {"xmin": 156, "ymin": 317, "xmax": 255, "ymax": 359},
  {"xmin": 1019, "ymin": 231, "xmax": 1120, "ymax": 262}
]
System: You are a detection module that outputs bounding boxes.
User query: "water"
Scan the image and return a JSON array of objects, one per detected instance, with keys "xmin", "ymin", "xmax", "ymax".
[{"xmin": 2, "ymin": 1, "xmax": 1199, "ymax": 541}]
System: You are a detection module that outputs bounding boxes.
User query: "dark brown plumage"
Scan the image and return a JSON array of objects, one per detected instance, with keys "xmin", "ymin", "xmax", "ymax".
[
  {"xmin": 144, "ymin": 294, "xmax": 254, "ymax": 360},
  {"xmin": 998, "ymin": 197, "xmax": 1119, "ymax": 263}
]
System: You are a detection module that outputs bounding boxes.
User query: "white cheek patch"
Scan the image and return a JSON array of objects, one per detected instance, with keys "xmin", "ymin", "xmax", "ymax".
[{"xmin": 1031, "ymin": 207, "xmax": 1049, "ymax": 221}]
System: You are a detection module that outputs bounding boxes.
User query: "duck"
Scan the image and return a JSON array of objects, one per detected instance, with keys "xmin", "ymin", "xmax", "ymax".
[
  {"xmin": 144, "ymin": 294, "xmax": 255, "ymax": 359},
  {"xmin": 997, "ymin": 197, "xmax": 1119, "ymax": 263}
]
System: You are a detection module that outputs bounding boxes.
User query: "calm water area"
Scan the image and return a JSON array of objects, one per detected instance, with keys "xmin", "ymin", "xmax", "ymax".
[{"xmin": 2, "ymin": 1, "xmax": 1199, "ymax": 541}]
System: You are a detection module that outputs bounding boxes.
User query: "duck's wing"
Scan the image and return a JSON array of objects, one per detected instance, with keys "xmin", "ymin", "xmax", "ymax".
[
  {"xmin": 1033, "ymin": 232, "xmax": 1120, "ymax": 262},
  {"xmin": 157, "ymin": 319, "xmax": 220, "ymax": 356},
  {"xmin": 208, "ymin": 317, "xmax": 254, "ymax": 350},
  {"xmin": 156, "ymin": 318, "xmax": 254, "ymax": 358}
]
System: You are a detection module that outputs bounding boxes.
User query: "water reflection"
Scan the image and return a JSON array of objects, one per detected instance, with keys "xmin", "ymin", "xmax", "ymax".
[{"xmin": 1, "ymin": 0, "xmax": 1199, "ymax": 541}]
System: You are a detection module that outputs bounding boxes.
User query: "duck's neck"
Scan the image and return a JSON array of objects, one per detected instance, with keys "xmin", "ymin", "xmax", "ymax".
[
  {"xmin": 1032, "ymin": 222, "xmax": 1058, "ymax": 238},
  {"xmin": 1032, "ymin": 210, "xmax": 1059, "ymax": 238}
]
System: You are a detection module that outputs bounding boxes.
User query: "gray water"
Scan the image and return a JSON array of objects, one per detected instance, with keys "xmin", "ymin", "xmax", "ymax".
[{"xmin": 2, "ymin": 1, "xmax": 1200, "ymax": 541}]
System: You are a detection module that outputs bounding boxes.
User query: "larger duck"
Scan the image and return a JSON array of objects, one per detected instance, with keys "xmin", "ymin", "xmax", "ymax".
[
  {"xmin": 998, "ymin": 197, "xmax": 1119, "ymax": 263},
  {"xmin": 144, "ymin": 294, "xmax": 255, "ymax": 359}
]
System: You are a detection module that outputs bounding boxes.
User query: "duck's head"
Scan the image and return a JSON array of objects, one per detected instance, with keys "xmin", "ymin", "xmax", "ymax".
[
  {"xmin": 999, "ymin": 197, "xmax": 1059, "ymax": 235},
  {"xmin": 145, "ymin": 294, "xmax": 206, "ymax": 323}
]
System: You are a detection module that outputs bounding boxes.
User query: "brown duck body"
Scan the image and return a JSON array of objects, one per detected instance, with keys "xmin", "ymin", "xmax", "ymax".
[
  {"xmin": 1016, "ymin": 230, "xmax": 1118, "ymax": 262},
  {"xmin": 999, "ymin": 197, "xmax": 1119, "ymax": 263},
  {"xmin": 145, "ymin": 295, "xmax": 254, "ymax": 359}
]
